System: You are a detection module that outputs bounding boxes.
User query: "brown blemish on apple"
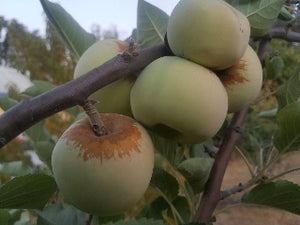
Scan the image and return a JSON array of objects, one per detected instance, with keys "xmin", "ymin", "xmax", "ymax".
[
  {"xmin": 115, "ymin": 40, "xmax": 128, "ymax": 52},
  {"xmin": 62, "ymin": 114, "xmax": 142, "ymax": 162},
  {"xmin": 217, "ymin": 60, "xmax": 249, "ymax": 88}
]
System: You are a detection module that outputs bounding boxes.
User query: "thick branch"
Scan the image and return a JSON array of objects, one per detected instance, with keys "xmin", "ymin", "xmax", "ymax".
[
  {"xmin": 0, "ymin": 44, "xmax": 171, "ymax": 148},
  {"xmin": 193, "ymin": 106, "xmax": 249, "ymax": 223},
  {"xmin": 268, "ymin": 27, "xmax": 300, "ymax": 42},
  {"xmin": 193, "ymin": 39, "xmax": 269, "ymax": 223}
]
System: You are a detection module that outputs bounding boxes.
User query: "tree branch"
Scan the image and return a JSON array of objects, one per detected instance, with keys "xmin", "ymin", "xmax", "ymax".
[
  {"xmin": 268, "ymin": 27, "xmax": 300, "ymax": 42},
  {"xmin": 220, "ymin": 178, "xmax": 255, "ymax": 200},
  {"xmin": 193, "ymin": 106, "xmax": 250, "ymax": 223},
  {"xmin": 0, "ymin": 44, "xmax": 171, "ymax": 148},
  {"xmin": 193, "ymin": 38, "xmax": 270, "ymax": 223}
]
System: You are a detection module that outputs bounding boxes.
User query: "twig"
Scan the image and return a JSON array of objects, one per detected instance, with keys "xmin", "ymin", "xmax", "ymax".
[
  {"xmin": 193, "ymin": 106, "xmax": 250, "ymax": 223},
  {"xmin": 235, "ymin": 146, "xmax": 255, "ymax": 178},
  {"xmin": 220, "ymin": 178, "xmax": 256, "ymax": 200},
  {"xmin": 0, "ymin": 43, "xmax": 171, "ymax": 148},
  {"xmin": 81, "ymin": 99, "xmax": 108, "ymax": 136}
]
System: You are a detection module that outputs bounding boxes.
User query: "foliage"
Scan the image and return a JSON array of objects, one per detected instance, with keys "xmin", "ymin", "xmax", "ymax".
[{"xmin": 0, "ymin": 0, "xmax": 300, "ymax": 224}]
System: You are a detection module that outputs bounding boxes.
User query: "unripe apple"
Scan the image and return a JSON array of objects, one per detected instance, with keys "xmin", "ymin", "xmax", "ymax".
[
  {"xmin": 74, "ymin": 39, "xmax": 135, "ymax": 115},
  {"xmin": 130, "ymin": 56, "xmax": 228, "ymax": 143},
  {"xmin": 167, "ymin": 0, "xmax": 250, "ymax": 70},
  {"xmin": 217, "ymin": 45, "xmax": 263, "ymax": 113},
  {"xmin": 51, "ymin": 114, "xmax": 154, "ymax": 216}
]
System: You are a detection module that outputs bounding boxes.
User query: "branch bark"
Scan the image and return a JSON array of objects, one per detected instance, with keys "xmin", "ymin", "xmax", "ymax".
[
  {"xmin": 193, "ymin": 106, "xmax": 250, "ymax": 223},
  {"xmin": 0, "ymin": 44, "xmax": 171, "ymax": 148}
]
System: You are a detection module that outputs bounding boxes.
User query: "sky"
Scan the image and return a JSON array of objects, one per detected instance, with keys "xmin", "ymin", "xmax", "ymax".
[{"xmin": 0, "ymin": 0, "xmax": 179, "ymax": 40}]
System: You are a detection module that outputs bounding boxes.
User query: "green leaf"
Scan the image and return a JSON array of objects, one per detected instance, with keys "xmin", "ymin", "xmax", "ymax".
[
  {"xmin": 177, "ymin": 158, "xmax": 214, "ymax": 194},
  {"xmin": 138, "ymin": 197, "xmax": 169, "ymax": 220},
  {"xmin": 0, "ymin": 209, "xmax": 10, "ymax": 225},
  {"xmin": 242, "ymin": 180, "xmax": 300, "ymax": 215},
  {"xmin": 258, "ymin": 108, "xmax": 278, "ymax": 118},
  {"xmin": 0, "ymin": 96, "xmax": 18, "ymax": 111},
  {"xmin": 34, "ymin": 140, "xmax": 56, "ymax": 168},
  {"xmin": 0, "ymin": 174, "xmax": 57, "ymax": 209},
  {"xmin": 37, "ymin": 204, "xmax": 87, "ymax": 225},
  {"xmin": 148, "ymin": 131, "xmax": 183, "ymax": 167},
  {"xmin": 232, "ymin": 0, "xmax": 285, "ymax": 37},
  {"xmin": 25, "ymin": 121, "xmax": 52, "ymax": 142},
  {"xmin": 0, "ymin": 161, "xmax": 32, "ymax": 177},
  {"xmin": 40, "ymin": 0, "xmax": 96, "ymax": 58},
  {"xmin": 274, "ymin": 101, "xmax": 300, "ymax": 153},
  {"xmin": 137, "ymin": 0, "xmax": 169, "ymax": 48},
  {"xmin": 151, "ymin": 168, "xmax": 179, "ymax": 201},
  {"xmin": 278, "ymin": 7, "xmax": 294, "ymax": 21},
  {"xmin": 264, "ymin": 56, "xmax": 285, "ymax": 80},
  {"xmin": 22, "ymin": 80, "xmax": 55, "ymax": 97},
  {"xmin": 276, "ymin": 61, "xmax": 300, "ymax": 110},
  {"xmin": 139, "ymin": 196, "xmax": 190, "ymax": 223},
  {"xmin": 125, "ymin": 29, "xmax": 137, "ymax": 42}
]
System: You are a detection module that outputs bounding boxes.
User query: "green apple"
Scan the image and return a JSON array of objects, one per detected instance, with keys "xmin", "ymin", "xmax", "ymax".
[
  {"xmin": 52, "ymin": 113, "xmax": 154, "ymax": 216},
  {"xmin": 130, "ymin": 56, "xmax": 228, "ymax": 143},
  {"xmin": 167, "ymin": 0, "xmax": 250, "ymax": 70},
  {"xmin": 217, "ymin": 45, "xmax": 263, "ymax": 113},
  {"xmin": 74, "ymin": 39, "xmax": 135, "ymax": 115}
]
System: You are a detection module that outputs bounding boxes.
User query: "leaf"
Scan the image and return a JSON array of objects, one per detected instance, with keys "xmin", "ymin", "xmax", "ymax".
[
  {"xmin": 25, "ymin": 121, "xmax": 52, "ymax": 142},
  {"xmin": 34, "ymin": 140, "xmax": 56, "ymax": 168},
  {"xmin": 0, "ymin": 209, "xmax": 10, "ymax": 225},
  {"xmin": 0, "ymin": 161, "xmax": 32, "ymax": 177},
  {"xmin": 177, "ymin": 158, "xmax": 214, "ymax": 194},
  {"xmin": 148, "ymin": 131, "xmax": 184, "ymax": 167},
  {"xmin": 258, "ymin": 108, "xmax": 278, "ymax": 118},
  {"xmin": 22, "ymin": 80, "xmax": 55, "ymax": 97},
  {"xmin": 274, "ymin": 101, "xmax": 300, "ymax": 153},
  {"xmin": 0, "ymin": 174, "xmax": 57, "ymax": 209},
  {"xmin": 139, "ymin": 196, "xmax": 190, "ymax": 223},
  {"xmin": 242, "ymin": 180, "xmax": 300, "ymax": 215},
  {"xmin": 137, "ymin": 0, "xmax": 169, "ymax": 48},
  {"xmin": 150, "ymin": 168, "xmax": 179, "ymax": 201},
  {"xmin": 264, "ymin": 56, "xmax": 285, "ymax": 80},
  {"xmin": 278, "ymin": 7, "xmax": 294, "ymax": 21},
  {"xmin": 0, "ymin": 96, "xmax": 18, "ymax": 111},
  {"xmin": 40, "ymin": 0, "xmax": 96, "ymax": 58},
  {"xmin": 232, "ymin": 0, "xmax": 285, "ymax": 37},
  {"xmin": 37, "ymin": 204, "xmax": 87, "ymax": 225},
  {"xmin": 276, "ymin": 61, "xmax": 300, "ymax": 110}
]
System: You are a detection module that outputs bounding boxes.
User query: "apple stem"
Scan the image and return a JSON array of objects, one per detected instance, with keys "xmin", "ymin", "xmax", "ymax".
[{"xmin": 82, "ymin": 99, "xmax": 109, "ymax": 136}]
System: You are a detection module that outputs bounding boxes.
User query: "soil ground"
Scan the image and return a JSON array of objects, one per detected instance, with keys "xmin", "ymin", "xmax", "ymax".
[{"xmin": 215, "ymin": 151, "xmax": 300, "ymax": 225}]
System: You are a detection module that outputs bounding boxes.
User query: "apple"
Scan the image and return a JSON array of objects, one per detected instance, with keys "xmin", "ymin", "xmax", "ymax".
[
  {"xmin": 51, "ymin": 113, "xmax": 154, "ymax": 216},
  {"xmin": 130, "ymin": 56, "xmax": 228, "ymax": 143},
  {"xmin": 74, "ymin": 39, "xmax": 135, "ymax": 115},
  {"xmin": 217, "ymin": 45, "xmax": 263, "ymax": 113},
  {"xmin": 167, "ymin": 0, "xmax": 250, "ymax": 70}
]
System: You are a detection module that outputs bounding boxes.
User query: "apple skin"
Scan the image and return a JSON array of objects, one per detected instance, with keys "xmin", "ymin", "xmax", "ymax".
[
  {"xmin": 167, "ymin": 0, "xmax": 250, "ymax": 70},
  {"xmin": 130, "ymin": 56, "xmax": 228, "ymax": 143},
  {"xmin": 51, "ymin": 114, "xmax": 154, "ymax": 216},
  {"xmin": 74, "ymin": 39, "xmax": 135, "ymax": 115},
  {"xmin": 217, "ymin": 45, "xmax": 263, "ymax": 113}
]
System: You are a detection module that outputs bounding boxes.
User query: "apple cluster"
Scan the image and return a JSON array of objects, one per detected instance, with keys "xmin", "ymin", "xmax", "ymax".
[{"xmin": 51, "ymin": 0, "xmax": 263, "ymax": 217}]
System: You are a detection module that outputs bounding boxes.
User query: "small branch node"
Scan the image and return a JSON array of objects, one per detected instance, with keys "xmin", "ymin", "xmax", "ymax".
[
  {"xmin": 122, "ymin": 38, "xmax": 139, "ymax": 60},
  {"xmin": 81, "ymin": 99, "xmax": 109, "ymax": 136}
]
